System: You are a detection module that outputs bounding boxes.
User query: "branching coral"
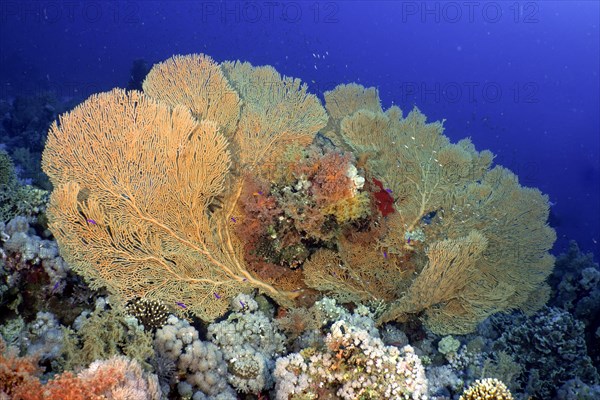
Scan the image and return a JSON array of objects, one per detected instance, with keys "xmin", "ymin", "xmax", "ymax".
[
  {"xmin": 60, "ymin": 298, "xmax": 155, "ymax": 371},
  {"xmin": 459, "ymin": 378, "xmax": 514, "ymax": 400},
  {"xmin": 274, "ymin": 319, "xmax": 428, "ymax": 399}
]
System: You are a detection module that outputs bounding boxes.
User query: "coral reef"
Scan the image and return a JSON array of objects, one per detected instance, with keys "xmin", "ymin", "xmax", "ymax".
[
  {"xmin": 40, "ymin": 53, "xmax": 555, "ymax": 338},
  {"xmin": 549, "ymin": 241, "xmax": 600, "ymax": 366},
  {"xmin": 3, "ymin": 51, "xmax": 600, "ymax": 400}
]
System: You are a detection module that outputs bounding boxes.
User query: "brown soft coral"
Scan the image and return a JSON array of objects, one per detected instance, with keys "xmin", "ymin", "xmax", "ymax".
[{"xmin": 310, "ymin": 150, "xmax": 355, "ymax": 203}]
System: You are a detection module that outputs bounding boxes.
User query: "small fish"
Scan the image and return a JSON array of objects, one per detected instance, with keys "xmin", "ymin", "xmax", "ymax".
[
  {"xmin": 51, "ymin": 281, "xmax": 60, "ymax": 293},
  {"xmin": 176, "ymin": 301, "xmax": 187, "ymax": 309},
  {"xmin": 231, "ymin": 217, "xmax": 237, "ymax": 223},
  {"xmin": 258, "ymin": 191, "xmax": 263, "ymax": 195},
  {"xmin": 239, "ymin": 300, "xmax": 246, "ymax": 308},
  {"xmin": 385, "ymin": 188, "xmax": 392, "ymax": 194},
  {"xmin": 242, "ymin": 278, "xmax": 247, "ymax": 282},
  {"xmin": 407, "ymin": 238, "xmax": 411, "ymax": 244},
  {"xmin": 86, "ymin": 218, "xmax": 97, "ymax": 225},
  {"xmin": 214, "ymin": 292, "xmax": 221, "ymax": 299},
  {"xmin": 383, "ymin": 251, "xmax": 387, "ymax": 258}
]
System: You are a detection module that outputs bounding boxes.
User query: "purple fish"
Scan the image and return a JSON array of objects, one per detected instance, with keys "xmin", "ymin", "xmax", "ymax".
[
  {"xmin": 51, "ymin": 281, "xmax": 60, "ymax": 293},
  {"xmin": 176, "ymin": 301, "xmax": 187, "ymax": 309},
  {"xmin": 407, "ymin": 238, "xmax": 411, "ymax": 244},
  {"xmin": 231, "ymin": 217, "xmax": 237, "ymax": 223},
  {"xmin": 385, "ymin": 188, "xmax": 393, "ymax": 193},
  {"xmin": 383, "ymin": 250, "xmax": 387, "ymax": 258},
  {"xmin": 258, "ymin": 191, "xmax": 263, "ymax": 195},
  {"xmin": 239, "ymin": 300, "xmax": 246, "ymax": 308},
  {"xmin": 214, "ymin": 292, "xmax": 221, "ymax": 299},
  {"xmin": 86, "ymin": 218, "xmax": 97, "ymax": 225}
]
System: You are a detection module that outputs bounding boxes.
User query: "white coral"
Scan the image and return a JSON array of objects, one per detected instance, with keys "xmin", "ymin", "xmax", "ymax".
[
  {"xmin": 78, "ymin": 355, "xmax": 161, "ymax": 400},
  {"xmin": 274, "ymin": 319, "xmax": 428, "ymax": 399},
  {"xmin": 208, "ymin": 293, "xmax": 286, "ymax": 394},
  {"xmin": 155, "ymin": 315, "xmax": 236, "ymax": 399}
]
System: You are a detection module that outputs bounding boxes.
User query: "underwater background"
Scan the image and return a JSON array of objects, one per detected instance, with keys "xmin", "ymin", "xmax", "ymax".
[{"xmin": 0, "ymin": 1, "xmax": 599, "ymax": 399}]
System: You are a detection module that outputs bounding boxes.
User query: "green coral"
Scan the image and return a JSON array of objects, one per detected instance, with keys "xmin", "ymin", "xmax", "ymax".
[
  {"xmin": 480, "ymin": 351, "xmax": 523, "ymax": 393},
  {"xmin": 0, "ymin": 316, "xmax": 25, "ymax": 347},
  {"xmin": 60, "ymin": 299, "xmax": 154, "ymax": 371},
  {"xmin": 0, "ymin": 149, "xmax": 17, "ymax": 187},
  {"xmin": 0, "ymin": 149, "xmax": 48, "ymax": 222},
  {"xmin": 438, "ymin": 335, "xmax": 461, "ymax": 356}
]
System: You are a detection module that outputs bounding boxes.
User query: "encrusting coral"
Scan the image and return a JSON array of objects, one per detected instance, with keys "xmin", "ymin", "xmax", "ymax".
[{"xmin": 41, "ymin": 53, "xmax": 555, "ymax": 335}]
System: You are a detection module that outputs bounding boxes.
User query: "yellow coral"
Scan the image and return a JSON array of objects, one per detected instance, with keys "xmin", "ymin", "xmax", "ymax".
[
  {"xmin": 459, "ymin": 378, "xmax": 514, "ymax": 400},
  {"xmin": 321, "ymin": 191, "xmax": 371, "ymax": 223}
]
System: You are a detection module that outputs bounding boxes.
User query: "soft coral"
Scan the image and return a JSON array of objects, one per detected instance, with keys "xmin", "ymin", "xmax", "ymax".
[
  {"xmin": 1, "ymin": 337, "xmax": 124, "ymax": 400},
  {"xmin": 13, "ymin": 369, "xmax": 123, "ymax": 400},
  {"xmin": 371, "ymin": 178, "xmax": 395, "ymax": 217}
]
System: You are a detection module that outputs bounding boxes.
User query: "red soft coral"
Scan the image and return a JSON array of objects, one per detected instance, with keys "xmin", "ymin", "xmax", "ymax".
[
  {"xmin": 0, "ymin": 340, "xmax": 41, "ymax": 398},
  {"xmin": 2, "ymin": 337, "xmax": 126, "ymax": 400},
  {"xmin": 11, "ymin": 368, "xmax": 124, "ymax": 400},
  {"xmin": 371, "ymin": 178, "xmax": 395, "ymax": 217}
]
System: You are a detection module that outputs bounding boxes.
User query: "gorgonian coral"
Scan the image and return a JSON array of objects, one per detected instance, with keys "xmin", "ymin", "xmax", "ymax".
[{"xmin": 42, "ymin": 54, "xmax": 555, "ymax": 335}]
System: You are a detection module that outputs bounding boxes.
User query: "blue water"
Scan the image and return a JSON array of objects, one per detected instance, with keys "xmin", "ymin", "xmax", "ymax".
[{"xmin": 1, "ymin": 0, "xmax": 598, "ymax": 259}]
